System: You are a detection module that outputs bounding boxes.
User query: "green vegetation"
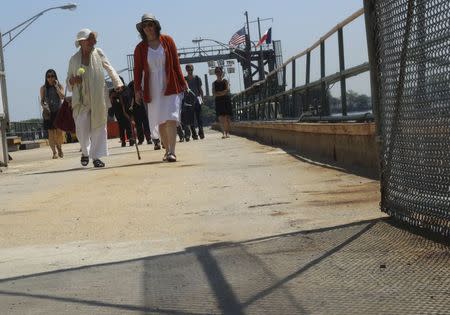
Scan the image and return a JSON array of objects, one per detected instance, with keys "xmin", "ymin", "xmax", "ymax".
[
  {"xmin": 329, "ymin": 90, "xmax": 371, "ymax": 113},
  {"xmin": 18, "ymin": 118, "xmax": 43, "ymax": 123}
]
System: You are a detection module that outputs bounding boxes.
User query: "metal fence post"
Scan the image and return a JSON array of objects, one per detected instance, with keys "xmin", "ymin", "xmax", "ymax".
[
  {"xmin": 320, "ymin": 41, "xmax": 329, "ymax": 116},
  {"xmin": 292, "ymin": 59, "xmax": 297, "ymax": 117},
  {"xmin": 364, "ymin": 0, "xmax": 381, "ymax": 138},
  {"xmin": 338, "ymin": 27, "xmax": 348, "ymax": 116},
  {"xmin": 305, "ymin": 51, "xmax": 311, "ymax": 113}
]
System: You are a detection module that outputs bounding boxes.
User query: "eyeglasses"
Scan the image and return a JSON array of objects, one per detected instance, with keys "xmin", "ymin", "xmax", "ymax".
[{"xmin": 47, "ymin": 75, "xmax": 55, "ymax": 78}]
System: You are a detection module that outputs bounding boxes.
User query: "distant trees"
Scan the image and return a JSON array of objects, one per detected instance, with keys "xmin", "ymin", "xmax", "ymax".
[{"xmin": 329, "ymin": 90, "xmax": 371, "ymax": 114}]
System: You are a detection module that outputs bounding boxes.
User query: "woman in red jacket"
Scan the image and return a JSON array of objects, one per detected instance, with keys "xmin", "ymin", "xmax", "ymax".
[{"xmin": 134, "ymin": 13, "xmax": 187, "ymax": 162}]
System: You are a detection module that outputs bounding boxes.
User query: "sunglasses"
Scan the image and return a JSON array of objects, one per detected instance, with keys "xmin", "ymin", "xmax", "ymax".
[{"xmin": 142, "ymin": 22, "xmax": 156, "ymax": 28}]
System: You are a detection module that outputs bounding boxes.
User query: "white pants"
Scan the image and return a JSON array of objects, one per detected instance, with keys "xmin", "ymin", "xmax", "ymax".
[{"xmin": 75, "ymin": 110, "xmax": 108, "ymax": 160}]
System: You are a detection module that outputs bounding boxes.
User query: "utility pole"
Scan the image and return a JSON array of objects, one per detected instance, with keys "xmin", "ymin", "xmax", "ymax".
[{"xmin": 0, "ymin": 32, "xmax": 9, "ymax": 166}]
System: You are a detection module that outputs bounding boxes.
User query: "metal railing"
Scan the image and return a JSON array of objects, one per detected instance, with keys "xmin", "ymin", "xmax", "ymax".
[
  {"xmin": 7, "ymin": 121, "xmax": 46, "ymax": 141},
  {"xmin": 232, "ymin": 8, "xmax": 373, "ymax": 123}
]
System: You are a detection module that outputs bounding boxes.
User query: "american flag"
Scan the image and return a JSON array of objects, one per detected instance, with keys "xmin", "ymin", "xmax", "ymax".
[{"xmin": 228, "ymin": 27, "xmax": 246, "ymax": 48}]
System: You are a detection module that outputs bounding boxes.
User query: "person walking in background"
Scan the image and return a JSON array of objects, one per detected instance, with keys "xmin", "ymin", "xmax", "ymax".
[
  {"xmin": 212, "ymin": 66, "xmax": 232, "ymax": 138},
  {"xmin": 184, "ymin": 64, "xmax": 204, "ymax": 140},
  {"xmin": 67, "ymin": 28, "xmax": 123, "ymax": 168},
  {"xmin": 134, "ymin": 14, "xmax": 187, "ymax": 162},
  {"xmin": 109, "ymin": 77, "xmax": 135, "ymax": 147},
  {"xmin": 178, "ymin": 88, "xmax": 197, "ymax": 142},
  {"xmin": 40, "ymin": 69, "xmax": 65, "ymax": 159},
  {"xmin": 127, "ymin": 81, "xmax": 153, "ymax": 146}
]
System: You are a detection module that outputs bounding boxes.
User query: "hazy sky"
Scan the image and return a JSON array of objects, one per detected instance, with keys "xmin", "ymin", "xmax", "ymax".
[{"xmin": 1, "ymin": 0, "xmax": 367, "ymax": 121}]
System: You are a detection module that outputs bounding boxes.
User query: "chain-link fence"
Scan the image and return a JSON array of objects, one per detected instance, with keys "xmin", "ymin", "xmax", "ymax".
[{"xmin": 365, "ymin": 0, "xmax": 450, "ymax": 236}]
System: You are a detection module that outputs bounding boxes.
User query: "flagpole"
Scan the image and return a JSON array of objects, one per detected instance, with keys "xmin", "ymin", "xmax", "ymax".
[
  {"xmin": 257, "ymin": 17, "xmax": 265, "ymax": 80},
  {"xmin": 244, "ymin": 11, "xmax": 252, "ymax": 88}
]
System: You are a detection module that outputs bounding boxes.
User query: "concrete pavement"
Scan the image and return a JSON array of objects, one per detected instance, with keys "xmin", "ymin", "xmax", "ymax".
[
  {"xmin": 1, "ymin": 128, "xmax": 448, "ymax": 314},
  {"xmin": 0, "ymin": 128, "xmax": 382, "ymax": 278}
]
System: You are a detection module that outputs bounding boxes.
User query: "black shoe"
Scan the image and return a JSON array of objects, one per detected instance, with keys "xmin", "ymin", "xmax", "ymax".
[
  {"xmin": 129, "ymin": 139, "xmax": 135, "ymax": 146},
  {"xmin": 185, "ymin": 137, "xmax": 190, "ymax": 142},
  {"xmin": 93, "ymin": 159, "xmax": 105, "ymax": 168},
  {"xmin": 81, "ymin": 155, "xmax": 89, "ymax": 166},
  {"xmin": 147, "ymin": 139, "xmax": 152, "ymax": 145},
  {"xmin": 179, "ymin": 137, "xmax": 184, "ymax": 142},
  {"xmin": 121, "ymin": 141, "xmax": 126, "ymax": 147},
  {"xmin": 192, "ymin": 134, "xmax": 199, "ymax": 140},
  {"xmin": 138, "ymin": 140, "xmax": 144, "ymax": 145},
  {"xmin": 199, "ymin": 132, "xmax": 205, "ymax": 139},
  {"xmin": 154, "ymin": 140, "xmax": 161, "ymax": 150}
]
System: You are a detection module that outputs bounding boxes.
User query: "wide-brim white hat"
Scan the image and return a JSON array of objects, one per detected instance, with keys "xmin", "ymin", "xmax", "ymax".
[{"xmin": 75, "ymin": 28, "xmax": 98, "ymax": 48}]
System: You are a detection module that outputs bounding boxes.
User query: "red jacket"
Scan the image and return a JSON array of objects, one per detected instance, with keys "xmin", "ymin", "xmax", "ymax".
[{"xmin": 133, "ymin": 34, "xmax": 187, "ymax": 103}]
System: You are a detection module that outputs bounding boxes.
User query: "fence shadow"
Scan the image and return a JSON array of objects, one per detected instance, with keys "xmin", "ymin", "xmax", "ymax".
[{"xmin": 1, "ymin": 218, "xmax": 448, "ymax": 314}]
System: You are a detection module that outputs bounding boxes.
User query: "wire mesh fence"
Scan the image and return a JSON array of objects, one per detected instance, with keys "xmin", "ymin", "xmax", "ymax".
[{"xmin": 366, "ymin": 0, "xmax": 450, "ymax": 236}]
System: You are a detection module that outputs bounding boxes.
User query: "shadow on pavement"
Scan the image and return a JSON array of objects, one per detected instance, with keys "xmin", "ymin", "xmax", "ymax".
[
  {"xmin": 26, "ymin": 160, "xmax": 165, "ymax": 175},
  {"xmin": 0, "ymin": 218, "xmax": 448, "ymax": 314}
]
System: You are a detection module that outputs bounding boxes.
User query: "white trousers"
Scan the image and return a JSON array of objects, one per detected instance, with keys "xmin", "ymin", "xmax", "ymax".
[{"xmin": 75, "ymin": 110, "xmax": 108, "ymax": 160}]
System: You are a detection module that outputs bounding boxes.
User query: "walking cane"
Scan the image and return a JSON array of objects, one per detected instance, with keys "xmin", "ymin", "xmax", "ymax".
[{"xmin": 118, "ymin": 92, "xmax": 141, "ymax": 160}]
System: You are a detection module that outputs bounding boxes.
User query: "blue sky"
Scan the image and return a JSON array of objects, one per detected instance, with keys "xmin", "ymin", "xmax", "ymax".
[{"xmin": 1, "ymin": 0, "xmax": 367, "ymax": 121}]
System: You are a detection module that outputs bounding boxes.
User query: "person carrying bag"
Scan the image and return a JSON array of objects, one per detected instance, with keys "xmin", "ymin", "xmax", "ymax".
[{"xmin": 40, "ymin": 69, "xmax": 65, "ymax": 159}]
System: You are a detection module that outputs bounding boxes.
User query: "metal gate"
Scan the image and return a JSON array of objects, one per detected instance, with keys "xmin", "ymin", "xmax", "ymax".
[{"xmin": 364, "ymin": 0, "xmax": 450, "ymax": 236}]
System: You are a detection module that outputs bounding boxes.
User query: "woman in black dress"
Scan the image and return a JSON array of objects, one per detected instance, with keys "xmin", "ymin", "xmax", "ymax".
[
  {"xmin": 40, "ymin": 69, "xmax": 65, "ymax": 159},
  {"xmin": 212, "ymin": 67, "xmax": 232, "ymax": 138}
]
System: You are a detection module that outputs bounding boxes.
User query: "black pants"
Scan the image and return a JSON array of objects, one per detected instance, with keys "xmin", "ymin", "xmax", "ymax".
[
  {"xmin": 177, "ymin": 124, "xmax": 190, "ymax": 140},
  {"xmin": 115, "ymin": 113, "xmax": 132, "ymax": 142},
  {"xmin": 194, "ymin": 105, "xmax": 203, "ymax": 136},
  {"xmin": 133, "ymin": 104, "xmax": 151, "ymax": 142},
  {"xmin": 118, "ymin": 117, "xmax": 132, "ymax": 143}
]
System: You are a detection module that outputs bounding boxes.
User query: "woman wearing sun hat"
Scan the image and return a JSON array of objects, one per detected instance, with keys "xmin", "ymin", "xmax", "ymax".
[
  {"xmin": 67, "ymin": 28, "xmax": 123, "ymax": 168},
  {"xmin": 133, "ymin": 14, "xmax": 187, "ymax": 162}
]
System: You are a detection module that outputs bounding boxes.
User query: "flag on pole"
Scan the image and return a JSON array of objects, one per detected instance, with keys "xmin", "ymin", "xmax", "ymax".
[
  {"xmin": 228, "ymin": 27, "xmax": 246, "ymax": 48},
  {"xmin": 255, "ymin": 27, "xmax": 272, "ymax": 48}
]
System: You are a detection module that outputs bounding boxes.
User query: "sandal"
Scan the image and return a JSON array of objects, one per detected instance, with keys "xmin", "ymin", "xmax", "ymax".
[
  {"xmin": 93, "ymin": 159, "xmax": 105, "ymax": 168},
  {"xmin": 167, "ymin": 153, "xmax": 177, "ymax": 162},
  {"xmin": 81, "ymin": 155, "xmax": 89, "ymax": 166}
]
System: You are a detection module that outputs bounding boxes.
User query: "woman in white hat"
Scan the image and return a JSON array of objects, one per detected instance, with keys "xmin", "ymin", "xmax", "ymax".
[
  {"xmin": 134, "ymin": 14, "xmax": 187, "ymax": 162},
  {"xmin": 67, "ymin": 28, "xmax": 123, "ymax": 167}
]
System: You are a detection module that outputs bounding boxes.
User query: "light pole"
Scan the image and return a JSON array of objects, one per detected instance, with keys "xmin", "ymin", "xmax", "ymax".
[{"xmin": 0, "ymin": 3, "xmax": 77, "ymax": 166}]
